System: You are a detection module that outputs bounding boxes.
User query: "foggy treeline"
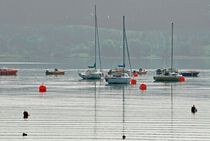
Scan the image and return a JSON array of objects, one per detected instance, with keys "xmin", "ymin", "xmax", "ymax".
[{"xmin": 0, "ymin": 25, "xmax": 210, "ymax": 68}]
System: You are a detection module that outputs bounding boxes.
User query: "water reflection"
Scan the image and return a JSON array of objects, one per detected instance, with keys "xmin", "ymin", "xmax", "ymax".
[
  {"xmin": 1, "ymin": 69, "xmax": 210, "ymax": 140},
  {"xmin": 94, "ymin": 82, "xmax": 97, "ymax": 136},
  {"xmin": 122, "ymin": 86, "xmax": 126, "ymax": 139},
  {"xmin": 78, "ymin": 79, "xmax": 104, "ymax": 83},
  {"xmin": 170, "ymin": 84, "xmax": 174, "ymax": 140},
  {"xmin": 105, "ymin": 84, "xmax": 129, "ymax": 90}
]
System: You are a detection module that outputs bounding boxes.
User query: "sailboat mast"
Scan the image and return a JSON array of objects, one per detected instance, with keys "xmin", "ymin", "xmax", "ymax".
[
  {"xmin": 171, "ymin": 22, "xmax": 174, "ymax": 71},
  {"xmin": 123, "ymin": 16, "xmax": 126, "ymax": 71},
  {"xmin": 96, "ymin": 7, "xmax": 102, "ymax": 71},
  {"xmin": 94, "ymin": 5, "xmax": 97, "ymax": 70},
  {"xmin": 124, "ymin": 19, "xmax": 132, "ymax": 74}
]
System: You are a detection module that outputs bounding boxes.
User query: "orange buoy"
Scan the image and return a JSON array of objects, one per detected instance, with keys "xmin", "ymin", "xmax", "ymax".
[
  {"xmin": 140, "ymin": 83, "xmax": 147, "ymax": 90},
  {"xmin": 39, "ymin": 85, "xmax": 47, "ymax": 93},
  {"xmin": 179, "ymin": 76, "xmax": 185, "ymax": 82},
  {"xmin": 133, "ymin": 73, "xmax": 138, "ymax": 77},
  {"xmin": 130, "ymin": 79, "xmax": 137, "ymax": 85}
]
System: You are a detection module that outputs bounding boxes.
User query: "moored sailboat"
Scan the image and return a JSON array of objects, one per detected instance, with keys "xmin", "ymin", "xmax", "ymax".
[
  {"xmin": 153, "ymin": 22, "xmax": 183, "ymax": 82},
  {"xmin": 154, "ymin": 68, "xmax": 182, "ymax": 82},
  {"xmin": 78, "ymin": 5, "xmax": 103, "ymax": 79},
  {"xmin": 105, "ymin": 16, "xmax": 132, "ymax": 84}
]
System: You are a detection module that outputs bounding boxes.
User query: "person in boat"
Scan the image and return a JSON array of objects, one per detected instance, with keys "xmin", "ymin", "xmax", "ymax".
[
  {"xmin": 191, "ymin": 105, "xmax": 197, "ymax": 114},
  {"xmin": 23, "ymin": 111, "xmax": 29, "ymax": 119},
  {"xmin": 54, "ymin": 68, "xmax": 58, "ymax": 72}
]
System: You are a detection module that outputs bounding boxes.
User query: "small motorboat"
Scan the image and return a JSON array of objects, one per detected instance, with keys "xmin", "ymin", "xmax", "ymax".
[
  {"xmin": 0, "ymin": 69, "xmax": 17, "ymax": 75},
  {"xmin": 45, "ymin": 69, "xmax": 65, "ymax": 75},
  {"xmin": 138, "ymin": 70, "xmax": 147, "ymax": 75},
  {"xmin": 133, "ymin": 68, "xmax": 147, "ymax": 75},
  {"xmin": 180, "ymin": 71, "xmax": 199, "ymax": 77}
]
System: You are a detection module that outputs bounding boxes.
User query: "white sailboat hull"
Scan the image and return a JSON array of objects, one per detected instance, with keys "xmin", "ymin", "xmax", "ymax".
[{"xmin": 78, "ymin": 70, "xmax": 103, "ymax": 79}]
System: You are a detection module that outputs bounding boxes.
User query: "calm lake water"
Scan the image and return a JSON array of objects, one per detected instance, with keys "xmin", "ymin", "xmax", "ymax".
[{"xmin": 0, "ymin": 63, "xmax": 210, "ymax": 141}]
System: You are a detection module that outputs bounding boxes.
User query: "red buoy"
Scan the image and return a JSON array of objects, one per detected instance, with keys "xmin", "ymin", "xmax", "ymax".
[
  {"xmin": 179, "ymin": 76, "xmax": 185, "ymax": 82},
  {"xmin": 133, "ymin": 73, "xmax": 138, "ymax": 77},
  {"xmin": 140, "ymin": 83, "xmax": 147, "ymax": 90},
  {"xmin": 39, "ymin": 85, "xmax": 47, "ymax": 93},
  {"xmin": 130, "ymin": 79, "xmax": 137, "ymax": 85}
]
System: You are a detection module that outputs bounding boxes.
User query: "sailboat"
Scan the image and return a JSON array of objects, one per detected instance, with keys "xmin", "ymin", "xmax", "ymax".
[
  {"xmin": 78, "ymin": 5, "xmax": 103, "ymax": 79},
  {"xmin": 105, "ymin": 16, "xmax": 132, "ymax": 84},
  {"xmin": 153, "ymin": 22, "xmax": 182, "ymax": 82}
]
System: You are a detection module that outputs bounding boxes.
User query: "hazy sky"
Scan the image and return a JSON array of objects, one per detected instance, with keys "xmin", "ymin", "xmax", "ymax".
[{"xmin": 0, "ymin": 0, "xmax": 210, "ymax": 30}]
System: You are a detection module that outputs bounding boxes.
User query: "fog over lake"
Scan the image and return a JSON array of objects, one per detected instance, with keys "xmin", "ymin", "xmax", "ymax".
[{"xmin": 0, "ymin": 0, "xmax": 210, "ymax": 68}]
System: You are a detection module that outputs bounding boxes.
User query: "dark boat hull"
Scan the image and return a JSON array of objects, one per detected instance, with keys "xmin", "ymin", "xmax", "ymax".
[
  {"xmin": 46, "ymin": 71, "xmax": 65, "ymax": 75},
  {"xmin": 153, "ymin": 75, "xmax": 181, "ymax": 82},
  {"xmin": 180, "ymin": 71, "xmax": 199, "ymax": 77}
]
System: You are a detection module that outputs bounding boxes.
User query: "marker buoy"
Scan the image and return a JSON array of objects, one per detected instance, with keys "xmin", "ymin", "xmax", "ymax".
[
  {"xmin": 140, "ymin": 83, "xmax": 147, "ymax": 90},
  {"xmin": 122, "ymin": 135, "xmax": 126, "ymax": 140},
  {"xmin": 179, "ymin": 76, "xmax": 185, "ymax": 82},
  {"xmin": 191, "ymin": 105, "xmax": 197, "ymax": 114},
  {"xmin": 130, "ymin": 79, "xmax": 137, "ymax": 85},
  {"xmin": 22, "ymin": 133, "xmax": 27, "ymax": 136},
  {"xmin": 39, "ymin": 85, "xmax": 47, "ymax": 93},
  {"xmin": 23, "ymin": 111, "xmax": 29, "ymax": 119}
]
